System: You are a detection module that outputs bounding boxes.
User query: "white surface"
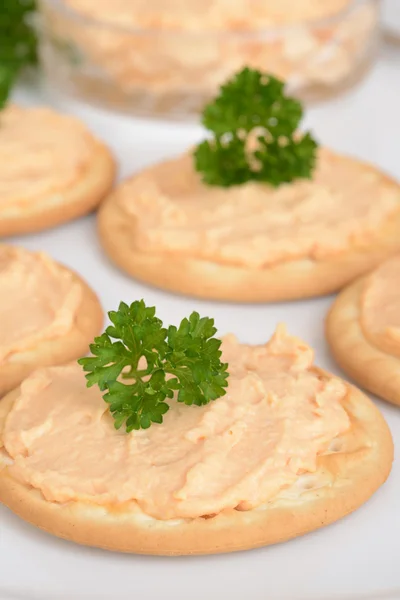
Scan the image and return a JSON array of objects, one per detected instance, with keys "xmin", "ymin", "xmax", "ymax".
[
  {"xmin": 1, "ymin": 45, "xmax": 400, "ymax": 600},
  {"xmin": 383, "ymin": 0, "xmax": 400, "ymax": 37}
]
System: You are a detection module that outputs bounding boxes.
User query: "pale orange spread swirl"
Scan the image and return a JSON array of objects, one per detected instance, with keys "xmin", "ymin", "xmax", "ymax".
[
  {"xmin": 117, "ymin": 149, "xmax": 399, "ymax": 269},
  {"xmin": 360, "ymin": 255, "xmax": 400, "ymax": 358},
  {"xmin": 3, "ymin": 327, "xmax": 350, "ymax": 520},
  {"xmin": 0, "ymin": 106, "xmax": 93, "ymax": 211},
  {"xmin": 0, "ymin": 246, "xmax": 82, "ymax": 365},
  {"xmin": 64, "ymin": 0, "xmax": 353, "ymax": 30}
]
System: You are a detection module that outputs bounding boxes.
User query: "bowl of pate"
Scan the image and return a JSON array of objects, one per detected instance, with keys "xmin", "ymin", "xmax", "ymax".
[{"xmin": 37, "ymin": 0, "xmax": 380, "ymax": 119}]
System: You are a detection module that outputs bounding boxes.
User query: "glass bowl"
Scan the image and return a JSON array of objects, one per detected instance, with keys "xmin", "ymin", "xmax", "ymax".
[{"xmin": 37, "ymin": 0, "xmax": 381, "ymax": 119}]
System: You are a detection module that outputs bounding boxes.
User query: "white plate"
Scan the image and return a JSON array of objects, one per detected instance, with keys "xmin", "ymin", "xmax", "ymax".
[{"xmin": 1, "ymin": 45, "xmax": 400, "ymax": 600}]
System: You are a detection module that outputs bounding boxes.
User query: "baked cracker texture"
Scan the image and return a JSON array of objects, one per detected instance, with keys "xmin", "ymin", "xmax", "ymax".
[
  {"xmin": 97, "ymin": 156, "xmax": 400, "ymax": 303},
  {"xmin": 326, "ymin": 277, "xmax": 400, "ymax": 407},
  {"xmin": 0, "ymin": 267, "xmax": 103, "ymax": 398},
  {"xmin": 0, "ymin": 376, "xmax": 393, "ymax": 555}
]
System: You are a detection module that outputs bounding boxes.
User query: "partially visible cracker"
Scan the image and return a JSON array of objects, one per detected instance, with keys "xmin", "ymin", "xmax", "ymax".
[
  {"xmin": 326, "ymin": 278, "xmax": 400, "ymax": 407},
  {"xmin": 97, "ymin": 154, "xmax": 400, "ymax": 302}
]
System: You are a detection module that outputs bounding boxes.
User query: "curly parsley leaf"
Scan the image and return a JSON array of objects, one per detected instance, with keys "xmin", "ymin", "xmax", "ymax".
[
  {"xmin": 0, "ymin": 0, "xmax": 38, "ymax": 109},
  {"xmin": 195, "ymin": 135, "xmax": 252, "ymax": 187},
  {"xmin": 194, "ymin": 67, "xmax": 318, "ymax": 188},
  {"xmin": 78, "ymin": 301, "xmax": 229, "ymax": 433}
]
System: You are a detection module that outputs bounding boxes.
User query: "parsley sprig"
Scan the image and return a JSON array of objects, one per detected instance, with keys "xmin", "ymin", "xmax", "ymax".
[
  {"xmin": 0, "ymin": 0, "xmax": 38, "ymax": 109},
  {"xmin": 194, "ymin": 67, "xmax": 318, "ymax": 188},
  {"xmin": 78, "ymin": 301, "xmax": 229, "ymax": 432}
]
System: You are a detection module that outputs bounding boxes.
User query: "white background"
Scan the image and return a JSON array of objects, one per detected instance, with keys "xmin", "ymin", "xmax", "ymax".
[{"xmin": 0, "ymin": 34, "xmax": 400, "ymax": 600}]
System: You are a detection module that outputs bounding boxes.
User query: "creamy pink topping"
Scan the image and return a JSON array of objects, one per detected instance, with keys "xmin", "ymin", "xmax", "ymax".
[
  {"xmin": 0, "ymin": 106, "xmax": 94, "ymax": 209},
  {"xmin": 0, "ymin": 246, "xmax": 82, "ymax": 364},
  {"xmin": 116, "ymin": 149, "xmax": 399, "ymax": 269},
  {"xmin": 64, "ymin": 0, "xmax": 353, "ymax": 30},
  {"xmin": 361, "ymin": 255, "xmax": 400, "ymax": 358},
  {"xmin": 3, "ymin": 327, "xmax": 350, "ymax": 520}
]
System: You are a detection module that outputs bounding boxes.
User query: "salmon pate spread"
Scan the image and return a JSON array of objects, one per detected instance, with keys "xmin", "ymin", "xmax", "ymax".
[
  {"xmin": 41, "ymin": 0, "xmax": 377, "ymax": 107},
  {"xmin": 63, "ymin": 0, "xmax": 354, "ymax": 31},
  {"xmin": 2, "ymin": 327, "xmax": 350, "ymax": 520},
  {"xmin": 0, "ymin": 246, "xmax": 82, "ymax": 365},
  {"xmin": 360, "ymin": 255, "xmax": 400, "ymax": 358},
  {"xmin": 112, "ymin": 148, "xmax": 399, "ymax": 269},
  {"xmin": 0, "ymin": 106, "xmax": 95, "ymax": 216}
]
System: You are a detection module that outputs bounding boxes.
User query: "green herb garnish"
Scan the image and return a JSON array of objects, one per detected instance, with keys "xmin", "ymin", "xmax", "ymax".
[
  {"xmin": 78, "ymin": 301, "xmax": 229, "ymax": 432},
  {"xmin": 194, "ymin": 67, "xmax": 318, "ymax": 188},
  {"xmin": 0, "ymin": 0, "xmax": 38, "ymax": 109}
]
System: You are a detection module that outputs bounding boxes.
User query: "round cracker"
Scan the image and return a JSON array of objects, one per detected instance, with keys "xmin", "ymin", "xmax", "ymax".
[
  {"xmin": 0, "ymin": 143, "xmax": 116, "ymax": 237},
  {"xmin": 0, "ymin": 266, "xmax": 104, "ymax": 397},
  {"xmin": 97, "ymin": 157, "xmax": 400, "ymax": 302},
  {"xmin": 0, "ymin": 376, "xmax": 393, "ymax": 555},
  {"xmin": 326, "ymin": 276, "xmax": 400, "ymax": 407}
]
